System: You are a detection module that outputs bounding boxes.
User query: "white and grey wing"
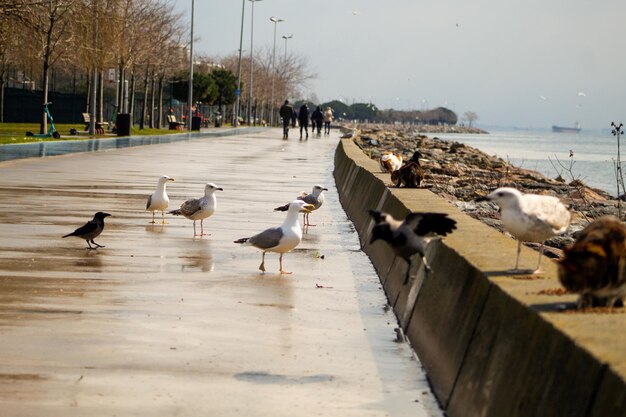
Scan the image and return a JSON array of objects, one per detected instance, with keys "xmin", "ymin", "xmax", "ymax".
[
  {"xmin": 180, "ymin": 198, "xmax": 203, "ymax": 217},
  {"xmin": 146, "ymin": 194, "xmax": 153, "ymax": 210},
  {"xmin": 248, "ymin": 227, "xmax": 284, "ymax": 250}
]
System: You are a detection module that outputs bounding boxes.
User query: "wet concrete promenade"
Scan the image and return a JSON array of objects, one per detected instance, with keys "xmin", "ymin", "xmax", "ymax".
[{"xmin": 0, "ymin": 129, "xmax": 442, "ymax": 416}]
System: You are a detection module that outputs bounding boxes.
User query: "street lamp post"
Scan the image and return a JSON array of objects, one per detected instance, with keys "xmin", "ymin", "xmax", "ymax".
[
  {"xmin": 187, "ymin": 0, "xmax": 195, "ymax": 130},
  {"xmin": 269, "ymin": 17, "xmax": 284, "ymax": 127},
  {"xmin": 282, "ymin": 34, "xmax": 293, "ymax": 62},
  {"xmin": 234, "ymin": 0, "xmax": 245, "ymax": 127},
  {"xmin": 247, "ymin": 0, "xmax": 263, "ymax": 126}
]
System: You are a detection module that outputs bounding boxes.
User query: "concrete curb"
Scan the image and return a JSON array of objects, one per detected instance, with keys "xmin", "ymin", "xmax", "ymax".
[{"xmin": 333, "ymin": 138, "xmax": 626, "ymax": 417}]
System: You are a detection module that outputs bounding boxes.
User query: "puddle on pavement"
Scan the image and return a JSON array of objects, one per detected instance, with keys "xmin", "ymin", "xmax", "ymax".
[{"xmin": 234, "ymin": 371, "xmax": 334, "ymax": 385}]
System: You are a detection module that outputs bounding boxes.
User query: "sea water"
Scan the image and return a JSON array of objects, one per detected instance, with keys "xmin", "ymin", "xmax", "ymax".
[{"xmin": 434, "ymin": 130, "xmax": 621, "ymax": 196}]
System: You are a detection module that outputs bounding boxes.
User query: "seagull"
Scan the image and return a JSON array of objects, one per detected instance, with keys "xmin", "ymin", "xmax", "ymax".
[
  {"xmin": 62, "ymin": 212, "xmax": 111, "ymax": 249},
  {"xmin": 235, "ymin": 200, "xmax": 314, "ymax": 274},
  {"xmin": 477, "ymin": 187, "xmax": 571, "ymax": 274},
  {"xmin": 274, "ymin": 184, "xmax": 328, "ymax": 226},
  {"xmin": 558, "ymin": 216, "xmax": 626, "ymax": 308},
  {"xmin": 369, "ymin": 210, "xmax": 457, "ymax": 284},
  {"xmin": 146, "ymin": 175, "xmax": 174, "ymax": 224},
  {"xmin": 380, "ymin": 152, "xmax": 403, "ymax": 173},
  {"xmin": 169, "ymin": 183, "xmax": 223, "ymax": 236}
]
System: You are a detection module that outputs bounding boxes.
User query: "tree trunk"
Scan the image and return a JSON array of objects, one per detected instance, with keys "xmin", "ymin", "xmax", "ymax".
[
  {"xmin": 98, "ymin": 68, "xmax": 104, "ymax": 123},
  {"xmin": 129, "ymin": 72, "xmax": 135, "ymax": 126},
  {"xmin": 157, "ymin": 75, "xmax": 164, "ymax": 129},
  {"xmin": 140, "ymin": 66, "xmax": 148, "ymax": 129},
  {"xmin": 149, "ymin": 72, "xmax": 156, "ymax": 129},
  {"xmin": 0, "ymin": 68, "xmax": 5, "ymax": 123}
]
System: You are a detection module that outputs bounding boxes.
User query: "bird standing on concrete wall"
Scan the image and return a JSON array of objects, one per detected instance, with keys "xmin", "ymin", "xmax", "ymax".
[
  {"xmin": 477, "ymin": 187, "xmax": 570, "ymax": 274},
  {"xmin": 369, "ymin": 210, "xmax": 457, "ymax": 285},
  {"xmin": 235, "ymin": 200, "xmax": 314, "ymax": 274},
  {"xmin": 169, "ymin": 183, "xmax": 223, "ymax": 237},
  {"xmin": 379, "ymin": 152, "xmax": 403, "ymax": 173},
  {"xmin": 146, "ymin": 175, "xmax": 175, "ymax": 224},
  {"xmin": 558, "ymin": 215, "xmax": 626, "ymax": 308},
  {"xmin": 63, "ymin": 212, "xmax": 111, "ymax": 249},
  {"xmin": 274, "ymin": 184, "xmax": 328, "ymax": 226}
]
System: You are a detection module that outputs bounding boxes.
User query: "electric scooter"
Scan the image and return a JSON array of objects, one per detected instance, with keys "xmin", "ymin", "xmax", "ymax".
[{"xmin": 26, "ymin": 102, "xmax": 61, "ymax": 139}]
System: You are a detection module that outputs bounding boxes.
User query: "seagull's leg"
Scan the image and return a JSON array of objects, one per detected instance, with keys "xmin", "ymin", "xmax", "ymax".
[
  {"xmin": 533, "ymin": 244, "xmax": 544, "ymax": 274},
  {"xmin": 85, "ymin": 240, "xmax": 94, "ymax": 249},
  {"xmin": 510, "ymin": 240, "xmax": 522, "ymax": 273},
  {"xmin": 193, "ymin": 221, "xmax": 197, "ymax": 236},
  {"xmin": 259, "ymin": 252, "xmax": 266, "ymax": 273},
  {"xmin": 161, "ymin": 210, "xmax": 168, "ymax": 224},
  {"xmin": 91, "ymin": 240, "xmax": 105, "ymax": 248},
  {"xmin": 307, "ymin": 212, "xmax": 316, "ymax": 227},
  {"xmin": 279, "ymin": 253, "xmax": 293, "ymax": 274},
  {"xmin": 150, "ymin": 211, "xmax": 156, "ymax": 224}
]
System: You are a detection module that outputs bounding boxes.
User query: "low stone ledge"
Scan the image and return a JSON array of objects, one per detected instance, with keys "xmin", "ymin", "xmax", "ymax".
[{"xmin": 333, "ymin": 138, "xmax": 626, "ymax": 417}]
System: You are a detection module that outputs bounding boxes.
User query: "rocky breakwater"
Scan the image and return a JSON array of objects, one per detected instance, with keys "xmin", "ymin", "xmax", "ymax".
[{"xmin": 352, "ymin": 123, "xmax": 621, "ymax": 258}]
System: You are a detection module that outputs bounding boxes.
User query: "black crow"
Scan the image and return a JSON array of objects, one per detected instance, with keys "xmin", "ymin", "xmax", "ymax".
[{"xmin": 63, "ymin": 212, "xmax": 111, "ymax": 249}]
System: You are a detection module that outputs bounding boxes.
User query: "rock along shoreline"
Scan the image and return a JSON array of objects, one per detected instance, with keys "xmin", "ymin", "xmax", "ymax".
[{"xmin": 345, "ymin": 123, "xmax": 622, "ymax": 258}]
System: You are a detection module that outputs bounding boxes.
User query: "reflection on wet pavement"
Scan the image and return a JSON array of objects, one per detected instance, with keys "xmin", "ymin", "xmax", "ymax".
[{"xmin": 0, "ymin": 130, "xmax": 442, "ymax": 417}]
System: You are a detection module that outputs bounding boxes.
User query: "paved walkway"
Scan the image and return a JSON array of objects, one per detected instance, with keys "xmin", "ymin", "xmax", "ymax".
[{"xmin": 0, "ymin": 129, "xmax": 442, "ymax": 416}]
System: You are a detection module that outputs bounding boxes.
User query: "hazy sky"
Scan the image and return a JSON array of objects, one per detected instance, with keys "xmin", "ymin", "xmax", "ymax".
[{"xmin": 176, "ymin": 0, "xmax": 626, "ymax": 130}]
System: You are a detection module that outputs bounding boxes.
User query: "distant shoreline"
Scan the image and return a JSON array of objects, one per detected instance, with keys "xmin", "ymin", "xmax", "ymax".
[{"xmin": 344, "ymin": 123, "xmax": 488, "ymax": 135}]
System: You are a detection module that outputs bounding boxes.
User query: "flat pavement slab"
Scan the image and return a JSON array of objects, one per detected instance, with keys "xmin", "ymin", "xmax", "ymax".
[{"xmin": 0, "ymin": 129, "xmax": 442, "ymax": 416}]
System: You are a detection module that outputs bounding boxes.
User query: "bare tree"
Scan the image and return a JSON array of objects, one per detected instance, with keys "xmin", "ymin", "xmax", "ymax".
[
  {"xmin": 463, "ymin": 111, "xmax": 479, "ymax": 128},
  {"xmin": 18, "ymin": 0, "xmax": 79, "ymax": 133}
]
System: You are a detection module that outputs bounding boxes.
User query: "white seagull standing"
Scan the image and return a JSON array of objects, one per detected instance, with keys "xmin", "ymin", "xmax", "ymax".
[
  {"xmin": 274, "ymin": 184, "xmax": 328, "ymax": 226},
  {"xmin": 477, "ymin": 187, "xmax": 571, "ymax": 273},
  {"xmin": 235, "ymin": 199, "xmax": 314, "ymax": 274},
  {"xmin": 146, "ymin": 175, "xmax": 175, "ymax": 224},
  {"xmin": 169, "ymin": 183, "xmax": 223, "ymax": 236}
]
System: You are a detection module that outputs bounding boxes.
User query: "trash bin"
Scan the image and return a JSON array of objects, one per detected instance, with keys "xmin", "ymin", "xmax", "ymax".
[
  {"xmin": 214, "ymin": 113, "xmax": 222, "ymax": 127},
  {"xmin": 116, "ymin": 113, "xmax": 131, "ymax": 137},
  {"xmin": 191, "ymin": 116, "xmax": 202, "ymax": 131}
]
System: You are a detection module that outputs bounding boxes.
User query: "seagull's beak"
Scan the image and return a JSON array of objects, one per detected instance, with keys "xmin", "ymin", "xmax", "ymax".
[
  {"xmin": 475, "ymin": 196, "xmax": 489, "ymax": 202},
  {"xmin": 323, "ymin": 188, "xmax": 329, "ymax": 191},
  {"xmin": 217, "ymin": 187, "xmax": 224, "ymax": 191},
  {"xmin": 168, "ymin": 178, "xmax": 175, "ymax": 182}
]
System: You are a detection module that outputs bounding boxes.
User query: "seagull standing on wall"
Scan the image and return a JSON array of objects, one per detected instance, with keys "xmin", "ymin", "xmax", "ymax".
[
  {"xmin": 380, "ymin": 152, "xmax": 403, "ymax": 173},
  {"xmin": 477, "ymin": 187, "xmax": 571, "ymax": 274},
  {"xmin": 146, "ymin": 175, "xmax": 174, "ymax": 224},
  {"xmin": 369, "ymin": 210, "xmax": 457, "ymax": 285},
  {"xmin": 169, "ymin": 183, "xmax": 223, "ymax": 236},
  {"xmin": 274, "ymin": 184, "xmax": 328, "ymax": 226},
  {"xmin": 235, "ymin": 200, "xmax": 314, "ymax": 274}
]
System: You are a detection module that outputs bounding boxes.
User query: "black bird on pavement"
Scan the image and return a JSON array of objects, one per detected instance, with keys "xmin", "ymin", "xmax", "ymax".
[
  {"xmin": 63, "ymin": 212, "xmax": 111, "ymax": 249},
  {"xmin": 369, "ymin": 210, "xmax": 457, "ymax": 284}
]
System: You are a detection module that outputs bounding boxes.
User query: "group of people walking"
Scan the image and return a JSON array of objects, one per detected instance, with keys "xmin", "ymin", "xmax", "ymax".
[{"xmin": 279, "ymin": 100, "xmax": 334, "ymax": 139}]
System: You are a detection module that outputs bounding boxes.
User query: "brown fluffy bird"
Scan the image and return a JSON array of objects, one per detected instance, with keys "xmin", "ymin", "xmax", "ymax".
[
  {"xmin": 558, "ymin": 216, "xmax": 626, "ymax": 308},
  {"xmin": 391, "ymin": 151, "xmax": 425, "ymax": 188}
]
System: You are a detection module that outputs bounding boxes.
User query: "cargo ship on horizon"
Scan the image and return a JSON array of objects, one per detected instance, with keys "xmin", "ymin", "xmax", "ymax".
[{"xmin": 552, "ymin": 122, "xmax": 581, "ymax": 133}]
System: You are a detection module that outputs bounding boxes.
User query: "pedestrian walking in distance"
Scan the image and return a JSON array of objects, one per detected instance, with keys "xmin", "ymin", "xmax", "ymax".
[
  {"xmin": 279, "ymin": 100, "xmax": 294, "ymax": 139},
  {"xmin": 298, "ymin": 103, "xmax": 310, "ymax": 139}
]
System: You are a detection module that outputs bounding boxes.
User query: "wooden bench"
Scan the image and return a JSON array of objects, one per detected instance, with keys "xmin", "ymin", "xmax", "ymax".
[
  {"xmin": 167, "ymin": 114, "xmax": 185, "ymax": 131},
  {"xmin": 82, "ymin": 113, "xmax": 108, "ymax": 135}
]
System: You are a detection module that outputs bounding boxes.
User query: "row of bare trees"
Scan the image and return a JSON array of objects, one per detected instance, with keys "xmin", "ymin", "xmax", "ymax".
[{"xmin": 0, "ymin": 0, "xmax": 315, "ymax": 133}]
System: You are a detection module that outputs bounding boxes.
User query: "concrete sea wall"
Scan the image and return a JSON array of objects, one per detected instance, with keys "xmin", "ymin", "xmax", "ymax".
[{"xmin": 333, "ymin": 138, "xmax": 626, "ymax": 417}]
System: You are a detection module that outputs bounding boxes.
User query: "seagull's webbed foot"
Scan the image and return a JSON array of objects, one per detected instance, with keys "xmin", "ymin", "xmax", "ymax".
[
  {"xmin": 279, "ymin": 254, "xmax": 293, "ymax": 274},
  {"xmin": 91, "ymin": 240, "xmax": 105, "ymax": 248}
]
